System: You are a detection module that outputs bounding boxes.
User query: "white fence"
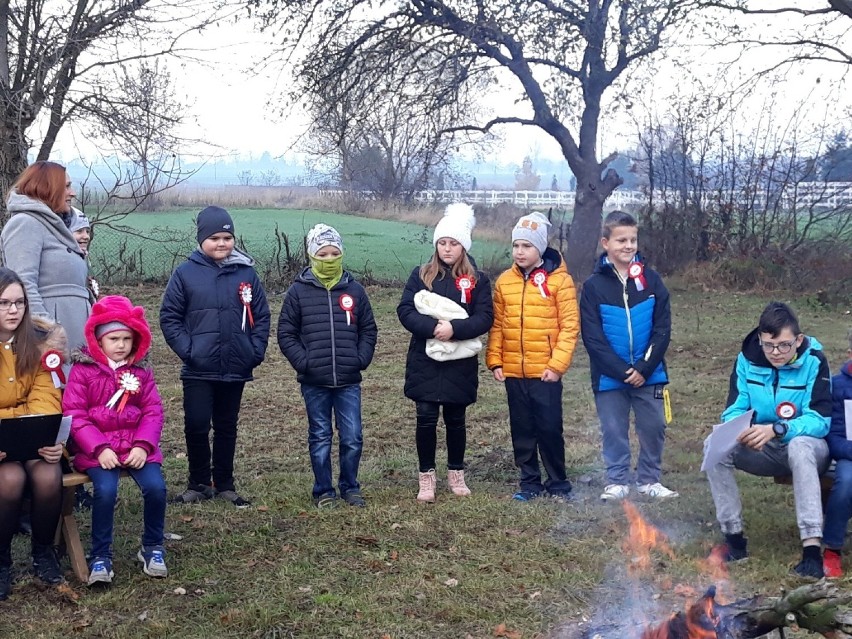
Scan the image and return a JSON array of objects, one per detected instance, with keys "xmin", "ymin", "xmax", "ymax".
[{"xmin": 411, "ymin": 182, "xmax": 852, "ymax": 211}]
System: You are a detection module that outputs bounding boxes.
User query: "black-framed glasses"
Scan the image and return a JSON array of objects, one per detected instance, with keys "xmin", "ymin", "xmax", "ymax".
[
  {"xmin": 759, "ymin": 339, "xmax": 797, "ymax": 354},
  {"xmin": 0, "ymin": 299, "xmax": 26, "ymax": 311}
]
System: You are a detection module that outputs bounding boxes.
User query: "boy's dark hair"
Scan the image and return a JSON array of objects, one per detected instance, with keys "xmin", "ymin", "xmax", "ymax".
[
  {"xmin": 757, "ymin": 301, "xmax": 801, "ymax": 338},
  {"xmin": 602, "ymin": 210, "xmax": 637, "ymax": 239}
]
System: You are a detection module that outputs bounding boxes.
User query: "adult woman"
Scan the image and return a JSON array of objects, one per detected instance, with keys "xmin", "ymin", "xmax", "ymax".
[
  {"xmin": 1, "ymin": 161, "xmax": 90, "ymax": 353},
  {"xmin": 0, "ymin": 268, "xmax": 65, "ymax": 599}
]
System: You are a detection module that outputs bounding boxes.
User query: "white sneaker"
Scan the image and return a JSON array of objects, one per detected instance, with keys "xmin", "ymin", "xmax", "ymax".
[
  {"xmin": 600, "ymin": 484, "xmax": 630, "ymax": 501},
  {"xmin": 636, "ymin": 482, "xmax": 679, "ymax": 499}
]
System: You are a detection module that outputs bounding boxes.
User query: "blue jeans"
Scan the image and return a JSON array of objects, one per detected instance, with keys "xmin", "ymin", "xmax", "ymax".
[
  {"xmin": 87, "ymin": 463, "xmax": 167, "ymax": 559},
  {"xmin": 824, "ymin": 459, "xmax": 852, "ymax": 549},
  {"xmin": 300, "ymin": 384, "xmax": 363, "ymax": 498}
]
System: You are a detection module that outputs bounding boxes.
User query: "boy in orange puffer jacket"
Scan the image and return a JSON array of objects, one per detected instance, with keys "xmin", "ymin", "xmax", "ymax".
[{"xmin": 486, "ymin": 212, "xmax": 580, "ymax": 501}]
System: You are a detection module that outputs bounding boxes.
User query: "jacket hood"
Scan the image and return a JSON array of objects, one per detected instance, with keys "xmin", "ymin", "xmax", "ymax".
[
  {"xmin": 5, "ymin": 190, "xmax": 84, "ymax": 257},
  {"xmin": 296, "ymin": 266, "xmax": 353, "ymax": 289},
  {"xmin": 33, "ymin": 316, "xmax": 69, "ymax": 360},
  {"xmin": 84, "ymin": 295, "xmax": 153, "ymax": 366},
  {"xmin": 511, "ymin": 246, "xmax": 566, "ymax": 279},
  {"xmin": 70, "ymin": 346, "xmax": 151, "ymax": 369},
  {"xmin": 189, "ymin": 247, "xmax": 255, "ymax": 268},
  {"xmin": 741, "ymin": 327, "xmax": 823, "ymax": 368},
  {"xmin": 593, "ymin": 252, "xmax": 646, "ymax": 277}
]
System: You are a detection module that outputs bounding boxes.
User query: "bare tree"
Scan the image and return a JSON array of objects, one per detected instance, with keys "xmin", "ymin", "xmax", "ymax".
[
  {"xmin": 250, "ymin": 0, "xmax": 700, "ymax": 279},
  {"xmin": 0, "ymin": 0, "xmax": 226, "ymax": 204}
]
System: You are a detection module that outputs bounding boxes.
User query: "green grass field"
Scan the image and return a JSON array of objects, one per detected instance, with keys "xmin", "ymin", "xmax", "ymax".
[
  {"xmin": 1, "ymin": 284, "xmax": 849, "ymax": 638},
  {"xmin": 89, "ymin": 209, "xmax": 510, "ymax": 285}
]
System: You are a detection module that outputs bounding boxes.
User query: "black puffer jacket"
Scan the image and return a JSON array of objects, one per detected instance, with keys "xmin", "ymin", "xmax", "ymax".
[
  {"xmin": 278, "ymin": 268, "xmax": 377, "ymax": 387},
  {"xmin": 159, "ymin": 249, "xmax": 270, "ymax": 382},
  {"xmin": 397, "ymin": 263, "xmax": 493, "ymax": 406}
]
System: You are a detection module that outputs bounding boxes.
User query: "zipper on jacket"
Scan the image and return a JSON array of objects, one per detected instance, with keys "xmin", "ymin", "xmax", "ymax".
[
  {"xmin": 327, "ymin": 290, "xmax": 338, "ymax": 386},
  {"xmin": 613, "ymin": 267, "xmax": 635, "ymax": 364},
  {"xmin": 520, "ymin": 276, "xmax": 527, "ymax": 378}
]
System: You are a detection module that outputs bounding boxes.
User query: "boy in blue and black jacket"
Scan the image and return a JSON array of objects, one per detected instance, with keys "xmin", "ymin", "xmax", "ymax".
[
  {"xmin": 278, "ymin": 224, "xmax": 378, "ymax": 509},
  {"xmin": 822, "ymin": 328, "xmax": 852, "ymax": 578},
  {"xmin": 580, "ymin": 211, "xmax": 676, "ymax": 502}
]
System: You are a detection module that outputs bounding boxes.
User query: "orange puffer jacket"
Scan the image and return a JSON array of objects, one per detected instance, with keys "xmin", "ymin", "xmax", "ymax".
[{"xmin": 486, "ymin": 248, "xmax": 579, "ymax": 378}]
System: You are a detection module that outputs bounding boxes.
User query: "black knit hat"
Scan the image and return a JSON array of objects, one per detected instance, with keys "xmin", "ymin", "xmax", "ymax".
[{"xmin": 196, "ymin": 206, "xmax": 235, "ymax": 244}]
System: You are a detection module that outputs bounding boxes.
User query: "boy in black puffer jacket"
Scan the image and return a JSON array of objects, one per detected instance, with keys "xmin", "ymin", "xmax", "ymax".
[
  {"xmin": 160, "ymin": 206, "xmax": 270, "ymax": 508},
  {"xmin": 278, "ymin": 224, "xmax": 378, "ymax": 509}
]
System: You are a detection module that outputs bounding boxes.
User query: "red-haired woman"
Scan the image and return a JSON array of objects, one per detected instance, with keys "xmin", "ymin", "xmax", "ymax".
[
  {"xmin": 0, "ymin": 268, "xmax": 65, "ymax": 599},
  {"xmin": 0, "ymin": 161, "xmax": 90, "ymax": 353}
]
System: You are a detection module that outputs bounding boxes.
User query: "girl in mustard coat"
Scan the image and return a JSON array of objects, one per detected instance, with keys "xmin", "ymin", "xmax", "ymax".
[
  {"xmin": 0, "ymin": 268, "xmax": 65, "ymax": 600},
  {"xmin": 486, "ymin": 213, "xmax": 579, "ymax": 501}
]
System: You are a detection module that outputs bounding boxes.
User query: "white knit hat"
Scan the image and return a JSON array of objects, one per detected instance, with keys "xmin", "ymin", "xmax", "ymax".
[
  {"xmin": 512, "ymin": 212, "xmax": 552, "ymax": 257},
  {"xmin": 306, "ymin": 223, "xmax": 343, "ymax": 257},
  {"xmin": 433, "ymin": 203, "xmax": 476, "ymax": 251}
]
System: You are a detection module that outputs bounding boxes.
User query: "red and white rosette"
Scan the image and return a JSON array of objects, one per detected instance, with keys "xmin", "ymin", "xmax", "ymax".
[
  {"xmin": 530, "ymin": 268, "xmax": 549, "ymax": 298},
  {"xmin": 105, "ymin": 372, "xmax": 140, "ymax": 413},
  {"xmin": 339, "ymin": 293, "xmax": 355, "ymax": 326},
  {"xmin": 455, "ymin": 275, "xmax": 475, "ymax": 304},
  {"xmin": 239, "ymin": 282, "xmax": 255, "ymax": 331},
  {"xmin": 628, "ymin": 262, "xmax": 647, "ymax": 291},
  {"xmin": 41, "ymin": 350, "xmax": 66, "ymax": 388},
  {"xmin": 776, "ymin": 401, "xmax": 797, "ymax": 420}
]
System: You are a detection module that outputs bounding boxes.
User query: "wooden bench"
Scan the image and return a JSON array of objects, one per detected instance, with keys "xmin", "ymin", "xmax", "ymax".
[{"xmin": 55, "ymin": 471, "xmax": 128, "ymax": 583}]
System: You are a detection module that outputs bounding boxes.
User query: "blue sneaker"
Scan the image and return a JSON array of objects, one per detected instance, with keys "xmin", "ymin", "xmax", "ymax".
[
  {"xmin": 137, "ymin": 547, "xmax": 168, "ymax": 578},
  {"xmin": 512, "ymin": 490, "xmax": 540, "ymax": 502},
  {"xmin": 87, "ymin": 558, "xmax": 114, "ymax": 586}
]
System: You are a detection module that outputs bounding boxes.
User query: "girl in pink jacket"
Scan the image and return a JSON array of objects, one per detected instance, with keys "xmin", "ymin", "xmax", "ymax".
[{"xmin": 64, "ymin": 295, "xmax": 167, "ymax": 586}]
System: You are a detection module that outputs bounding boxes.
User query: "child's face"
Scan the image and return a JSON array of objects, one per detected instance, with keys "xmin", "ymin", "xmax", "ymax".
[
  {"xmin": 0, "ymin": 283, "xmax": 26, "ymax": 335},
  {"xmin": 512, "ymin": 240, "xmax": 541, "ymax": 271},
  {"xmin": 73, "ymin": 227, "xmax": 91, "ymax": 252},
  {"xmin": 601, "ymin": 225, "xmax": 638, "ymax": 270},
  {"xmin": 99, "ymin": 329, "xmax": 134, "ymax": 363},
  {"xmin": 201, "ymin": 232, "xmax": 235, "ymax": 261},
  {"xmin": 436, "ymin": 238, "xmax": 463, "ymax": 267},
  {"xmin": 314, "ymin": 246, "xmax": 342, "ymax": 260},
  {"xmin": 758, "ymin": 328, "xmax": 803, "ymax": 368}
]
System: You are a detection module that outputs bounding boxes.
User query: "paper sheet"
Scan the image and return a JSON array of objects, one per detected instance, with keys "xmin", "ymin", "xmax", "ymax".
[
  {"xmin": 701, "ymin": 409, "xmax": 754, "ymax": 472},
  {"xmin": 846, "ymin": 400, "xmax": 852, "ymax": 441},
  {"xmin": 56, "ymin": 415, "xmax": 72, "ymax": 445}
]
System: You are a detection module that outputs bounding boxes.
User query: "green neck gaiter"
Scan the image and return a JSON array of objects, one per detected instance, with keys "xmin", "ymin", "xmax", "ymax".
[{"xmin": 310, "ymin": 254, "xmax": 344, "ymax": 290}]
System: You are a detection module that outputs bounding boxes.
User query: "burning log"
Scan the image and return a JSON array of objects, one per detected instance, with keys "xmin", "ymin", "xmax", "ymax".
[{"xmin": 641, "ymin": 583, "xmax": 852, "ymax": 639}]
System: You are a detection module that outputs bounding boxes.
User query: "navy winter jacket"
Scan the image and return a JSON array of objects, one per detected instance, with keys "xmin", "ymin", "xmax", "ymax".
[
  {"xmin": 825, "ymin": 361, "xmax": 852, "ymax": 461},
  {"xmin": 159, "ymin": 249, "xmax": 270, "ymax": 382},
  {"xmin": 397, "ymin": 263, "xmax": 493, "ymax": 406},
  {"xmin": 277, "ymin": 268, "xmax": 377, "ymax": 387},
  {"xmin": 580, "ymin": 254, "xmax": 670, "ymax": 392}
]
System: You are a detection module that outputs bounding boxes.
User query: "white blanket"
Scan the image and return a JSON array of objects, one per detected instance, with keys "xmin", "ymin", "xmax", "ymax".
[{"xmin": 414, "ymin": 290, "xmax": 482, "ymax": 362}]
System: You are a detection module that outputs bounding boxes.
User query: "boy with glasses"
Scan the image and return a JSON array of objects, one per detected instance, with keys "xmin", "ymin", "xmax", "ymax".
[{"xmin": 705, "ymin": 301, "xmax": 832, "ymax": 579}]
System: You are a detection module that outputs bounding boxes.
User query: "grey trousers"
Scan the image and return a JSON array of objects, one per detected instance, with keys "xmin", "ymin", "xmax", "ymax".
[
  {"xmin": 705, "ymin": 435, "xmax": 830, "ymax": 540},
  {"xmin": 595, "ymin": 385, "xmax": 667, "ymax": 485}
]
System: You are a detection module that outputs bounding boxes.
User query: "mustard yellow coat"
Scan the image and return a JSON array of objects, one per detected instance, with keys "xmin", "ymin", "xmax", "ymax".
[
  {"xmin": 0, "ymin": 342, "xmax": 62, "ymax": 418},
  {"xmin": 486, "ymin": 250, "xmax": 580, "ymax": 378}
]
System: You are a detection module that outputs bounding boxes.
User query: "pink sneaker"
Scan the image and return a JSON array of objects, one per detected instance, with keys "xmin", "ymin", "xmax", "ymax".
[
  {"xmin": 824, "ymin": 549, "xmax": 843, "ymax": 579},
  {"xmin": 447, "ymin": 469, "xmax": 471, "ymax": 496},
  {"xmin": 417, "ymin": 470, "xmax": 436, "ymax": 503}
]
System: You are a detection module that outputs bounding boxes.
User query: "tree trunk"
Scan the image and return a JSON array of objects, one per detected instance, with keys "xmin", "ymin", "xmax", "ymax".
[
  {"xmin": 567, "ymin": 167, "xmax": 624, "ymax": 282},
  {"xmin": 0, "ymin": 121, "xmax": 29, "ymax": 219}
]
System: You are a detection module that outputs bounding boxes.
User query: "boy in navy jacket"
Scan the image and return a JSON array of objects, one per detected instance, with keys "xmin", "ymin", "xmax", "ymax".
[
  {"xmin": 580, "ymin": 211, "xmax": 675, "ymax": 502},
  {"xmin": 823, "ymin": 328, "xmax": 852, "ymax": 578}
]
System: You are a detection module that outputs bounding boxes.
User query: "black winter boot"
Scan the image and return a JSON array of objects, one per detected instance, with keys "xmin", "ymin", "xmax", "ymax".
[
  {"xmin": 0, "ymin": 546, "xmax": 12, "ymax": 600},
  {"xmin": 31, "ymin": 543, "xmax": 64, "ymax": 585}
]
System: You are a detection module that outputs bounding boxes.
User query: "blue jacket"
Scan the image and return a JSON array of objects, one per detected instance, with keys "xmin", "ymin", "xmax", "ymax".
[
  {"xmin": 159, "ymin": 249, "xmax": 270, "ymax": 382},
  {"xmin": 825, "ymin": 361, "xmax": 852, "ymax": 461},
  {"xmin": 277, "ymin": 267, "xmax": 377, "ymax": 387},
  {"xmin": 722, "ymin": 329, "xmax": 832, "ymax": 442},
  {"xmin": 579, "ymin": 253, "xmax": 670, "ymax": 392}
]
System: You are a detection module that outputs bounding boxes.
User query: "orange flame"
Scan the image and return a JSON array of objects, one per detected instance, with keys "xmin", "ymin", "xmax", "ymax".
[
  {"xmin": 640, "ymin": 595, "xmax": 718, "ymax": 639},
  {"xmin": 621, "ymin": 501, "xmax": 675, "ymax": 574}
]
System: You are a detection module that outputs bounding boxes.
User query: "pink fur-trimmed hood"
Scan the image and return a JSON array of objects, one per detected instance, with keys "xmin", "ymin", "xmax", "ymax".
[{"xmin": 84, "ymin": 295, "xmax": 152, "ymax": 366}]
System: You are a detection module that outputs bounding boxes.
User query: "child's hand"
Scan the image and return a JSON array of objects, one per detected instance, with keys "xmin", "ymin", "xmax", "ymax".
[
  {"xmin": 0, "ymin": 451, "xmax": 5, "ymax": 462},
  {"xmin": 492, "ymin": 367, "xmax": 505, "ymax": 382},
  {"xmin": 37, "ymin": 444, "xmax": 63, "ymax": 464},
  {"xmin": 124, "ymin": 447, "xmax": 148, "ymax": 469},
  {"xmin": 737, "ymin": 424, "xmax": 774, "ymax": 451},
  {"xmin": 624, "ymin": 368, "xmax": 645, "ymax": 387},
  {"xmin": 98, "ymin": 448, "xmax": 120, "ymax": 470},
  {"xmin": 541, "ymin": 369, "xmax": 561, "ymax": 382},
  {"xmin": 433, "ymin": 320, "xmax": 454, "ymax": 341}
]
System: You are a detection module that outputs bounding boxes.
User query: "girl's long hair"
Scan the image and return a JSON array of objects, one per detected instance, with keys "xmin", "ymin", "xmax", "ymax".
[
  {"xmin": 419, "ymin": 250, "xmax": 476, "ymax": 291},
  {"xmin": 0, "ymin": 268, "xmax": 42, "ymax": 378},
  {"xmin": 11, "ymin": 161, "xmax": 69, "ymax": 213}
]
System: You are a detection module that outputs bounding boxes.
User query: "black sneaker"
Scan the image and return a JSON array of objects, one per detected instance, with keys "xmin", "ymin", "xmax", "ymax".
[
  {"xmin": 74, "ymin": 486, "xmax": 94, "ymax": 512},
  {"xmin": 0, "ymin": 564, "xmax": 11, "ymax": 601},
  {"xmin": 793, "ymin": 556, "xmax": 825, "ymax": 580},
  {"xmin": 720, "ymin": 543, "xmax": 749, "ymax": 562},
  {"xmin": 31, "ymin": 545, "xmax": 64, "ymax": 585},
  {"xmin": 342, "ymin": 490, "xmax": 366, "ymax": 508}
]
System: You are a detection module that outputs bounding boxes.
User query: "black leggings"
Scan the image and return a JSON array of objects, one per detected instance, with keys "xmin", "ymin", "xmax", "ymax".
[
  {"xmin": 0, "ymin": 460, "xmax": 62, "ymax": 559},
  {"xmin": 415, "ymin": 402, "xmax": 466, "ymax": 472}
]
